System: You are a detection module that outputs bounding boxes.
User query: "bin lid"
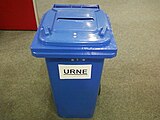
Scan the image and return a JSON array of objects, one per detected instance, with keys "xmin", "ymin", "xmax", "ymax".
[
  {"xmin": 39, "ymin": 4, "xmax": 112, "ymax": 46},
  {"xmin": 31, "ymin": 4, "xmax": 117, "ymax": 58}
]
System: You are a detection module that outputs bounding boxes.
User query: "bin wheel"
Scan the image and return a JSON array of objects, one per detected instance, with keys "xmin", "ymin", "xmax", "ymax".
[{"xmin": 98, "ymin": 84, "xmax": 101, "ymax": 96}]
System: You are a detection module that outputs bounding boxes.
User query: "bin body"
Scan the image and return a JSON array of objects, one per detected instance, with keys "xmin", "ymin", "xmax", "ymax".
[
  {"xmin": 46, "ymin": 58, "xmax": 104, "ymax": 118},
  {"xmin": 31, "ymin": 4, "xmax": 117, "ymax": 118}
]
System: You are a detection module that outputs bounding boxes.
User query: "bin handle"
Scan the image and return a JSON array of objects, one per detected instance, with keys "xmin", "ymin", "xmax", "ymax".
[{"xmin": 53, "ymin": 4, "xmax": 100, "ymax": 9}]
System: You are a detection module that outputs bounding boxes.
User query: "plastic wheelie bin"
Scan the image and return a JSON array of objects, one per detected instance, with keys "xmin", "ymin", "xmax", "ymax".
[{"xmin": 30, "ymin": 4, "xmax": 117, "ymax": 118}]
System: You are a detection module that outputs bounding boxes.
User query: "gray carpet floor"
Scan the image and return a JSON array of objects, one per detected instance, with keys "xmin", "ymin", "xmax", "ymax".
[{"xmin": 0, "ymin": 0, "xmax": 160, "ymax": 120}]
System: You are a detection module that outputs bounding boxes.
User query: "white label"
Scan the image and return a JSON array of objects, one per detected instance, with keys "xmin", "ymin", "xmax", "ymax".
[{"xmin": 58, "ymin": 64, "xmax": 92, "ymax": 79}]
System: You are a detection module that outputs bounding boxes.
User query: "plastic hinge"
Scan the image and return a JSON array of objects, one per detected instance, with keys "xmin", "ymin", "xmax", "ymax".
[{"xmin": 53, "ymin": 4, "xmax": 99, "ymax": 9}]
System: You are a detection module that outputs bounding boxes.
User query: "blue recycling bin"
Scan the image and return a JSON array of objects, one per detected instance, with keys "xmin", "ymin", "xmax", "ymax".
[{"xmin": 31, "ymin": 4, "xmax": 117, "ymax": 118}]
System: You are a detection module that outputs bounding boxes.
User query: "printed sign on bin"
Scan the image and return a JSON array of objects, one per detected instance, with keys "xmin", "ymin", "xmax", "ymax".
[{"xmin": 58, "ymin": 64, "xmax": 92, "ymax": 79}]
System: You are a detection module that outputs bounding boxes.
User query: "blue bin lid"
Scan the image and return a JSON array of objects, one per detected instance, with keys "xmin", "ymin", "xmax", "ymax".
[{"xmin": 31, "ymin": 4, "xmax": 117, "ymax": 58}]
